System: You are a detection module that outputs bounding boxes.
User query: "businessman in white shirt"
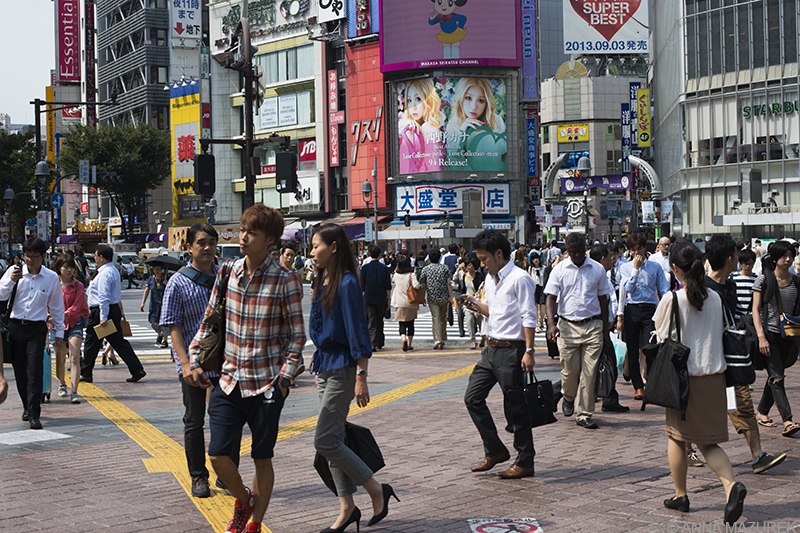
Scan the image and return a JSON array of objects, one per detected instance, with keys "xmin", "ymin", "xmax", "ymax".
[
  {"xmin": 0, "ymin": 238, "xmax": 65, "ymax": 429},
  {"xmin": 80, "ymin": 245, "xmax": 145, "ymax": 383}
]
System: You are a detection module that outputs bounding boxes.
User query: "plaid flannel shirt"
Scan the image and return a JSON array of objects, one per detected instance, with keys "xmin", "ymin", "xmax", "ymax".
[{"xmin": 188, "ymin": 256, "xmax": 306, "ymax": 397}]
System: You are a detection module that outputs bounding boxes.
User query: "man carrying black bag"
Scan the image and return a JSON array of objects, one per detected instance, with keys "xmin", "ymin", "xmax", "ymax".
[{"xmin": 462, "ymin": 230, "xmax": 537, "ymax": 479}]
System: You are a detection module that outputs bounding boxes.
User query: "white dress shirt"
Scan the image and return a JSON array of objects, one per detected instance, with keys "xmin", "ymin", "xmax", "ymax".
[
  {"xmin": 544, "ymin": 256, "xmax": 610, "ymax": 321},
  {"xmin": 484, "ymin": 259, "xmax": 537, "ymax": 341},
  {"xmin": 653, "ymin": 252, "xmax": 672, "ymax": 276},
  {"xmin": 87, "ymin": 262, "xmax": 122, "ymax": 322},
  {"xmin": 0, "ymin": 264, "xmax": 65, "ymax": 337}
]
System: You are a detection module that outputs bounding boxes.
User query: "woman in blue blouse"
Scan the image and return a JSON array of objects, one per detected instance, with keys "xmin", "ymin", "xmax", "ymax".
[{"xmin": 309, "ymin": 224, "xmax": 398, "ymax": 533}]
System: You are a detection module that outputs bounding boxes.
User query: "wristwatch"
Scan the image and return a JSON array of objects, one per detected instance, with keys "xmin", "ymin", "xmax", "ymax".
[
  {"xmin": 356, "ymin": 369, "xmax": 368, "ymax": 378},
  {"xmin": 525, "ymin": 347, "xmax": 534, "ymax": 354}
]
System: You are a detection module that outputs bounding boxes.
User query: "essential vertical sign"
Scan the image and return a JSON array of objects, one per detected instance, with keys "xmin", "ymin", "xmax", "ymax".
[
  {"xmin": 636, "ymin": 88, "xmax": 651, "ymax": 147},
  {"xmin": 57, "ymin": 0, "xmax": 81, "ymax": 82}
]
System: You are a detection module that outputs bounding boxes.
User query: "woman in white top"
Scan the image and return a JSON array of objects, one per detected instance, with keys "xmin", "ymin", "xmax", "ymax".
[
  {"xmin": 528, "ymin": 254, "xmax": 546, "ymax": 332},
  {"xmin": 654, "ymin": 241, "xmax": 746, "ymax": 525},
  {"xmin": 391, "ymin": 255, "xmax": 422, "ymax": 352}
]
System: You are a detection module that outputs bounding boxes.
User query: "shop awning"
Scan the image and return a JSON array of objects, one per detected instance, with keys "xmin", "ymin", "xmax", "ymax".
[
  {"xmin": 340, "ymin": 216, "xmax": 393, "ymax": 241},
  {"xmin": 57, "ymin": 235, "xmax": 78, "ymax": 244}
]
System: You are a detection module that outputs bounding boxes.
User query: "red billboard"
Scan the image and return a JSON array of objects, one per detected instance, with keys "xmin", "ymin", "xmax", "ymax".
[
  {"xmin": 347, "ymin": 43, "xmax": 388, "ymax": 210},
  {"xmin": 57, "ymin": 0, "xmax": 81, "ymax": 83}
]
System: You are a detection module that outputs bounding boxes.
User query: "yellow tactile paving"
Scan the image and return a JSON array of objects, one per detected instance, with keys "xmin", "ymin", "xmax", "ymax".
[{"xmin": 66, "ymin": 363, "xmax": 475, "ymax": 532}]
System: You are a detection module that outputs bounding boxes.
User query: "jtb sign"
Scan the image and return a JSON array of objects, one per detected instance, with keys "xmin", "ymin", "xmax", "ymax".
[{"xmin": 395, "ymin": 183, "xmax": 510, "ymax": 217}]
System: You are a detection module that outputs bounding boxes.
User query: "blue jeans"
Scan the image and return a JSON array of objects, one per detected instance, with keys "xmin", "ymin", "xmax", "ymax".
[{"xmin": 315, "ymin": 367, "xmax": 374, "ymax": 497}]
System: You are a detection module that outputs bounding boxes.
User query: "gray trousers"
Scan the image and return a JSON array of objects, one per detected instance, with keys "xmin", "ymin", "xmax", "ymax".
[{"xmin": 315, "ymin": 367, "xmax": 374, "ymax": 497}]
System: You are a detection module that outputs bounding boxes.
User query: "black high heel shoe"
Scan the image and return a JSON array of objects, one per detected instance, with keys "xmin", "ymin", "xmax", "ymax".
[
  {"xmin": 367, "ymin": 484, "xmax": 399, "ymax": 526},
  {"xmin": 321, "ymin": 507, "xmax": 360, "ymax": 533},
  {"xmin": 663, "ymin": 495, "xmax": 690, "ymax": 513}
]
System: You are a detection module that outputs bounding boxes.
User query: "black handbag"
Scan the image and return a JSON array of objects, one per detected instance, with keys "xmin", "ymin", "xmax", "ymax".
[
  {"xmin": 722, "ymin": 300, "xmax": 756, "ymax": 387},
  {"xmin": 642, "ymin": 292, "xmax": 691, "ymax": 420},
  {"xmin": 197, "ymin": 265, "xmax": 231, "ymax": 374},
  {"xmin": 314, "ymin": 422, "xmax": 386, "ymax": 494},
  {"xmin": 503, "ymin": 371, "xmax": 557, "ymax": 432},
  {"xmin": 595, "ymin": 344, "xmax": 617, "ymax": 399},
  {"xmin": 1, "ymin": 281, "xmax": 19, "ymax": 364}
]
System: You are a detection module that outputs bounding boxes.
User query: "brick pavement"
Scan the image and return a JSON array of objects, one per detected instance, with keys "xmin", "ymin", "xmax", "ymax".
[{"xmin": 1, "ymin": 347, "xmax": 800, "ymax": 532}]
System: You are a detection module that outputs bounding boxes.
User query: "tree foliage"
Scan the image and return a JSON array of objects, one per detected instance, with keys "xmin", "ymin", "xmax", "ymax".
[
  {"xmin": 0, "ymin": 131, "xmax": 37, "ymax": 243},
  {"xmin": 58, "ymin": 123, "xmax": 171, "ymax": 238}
]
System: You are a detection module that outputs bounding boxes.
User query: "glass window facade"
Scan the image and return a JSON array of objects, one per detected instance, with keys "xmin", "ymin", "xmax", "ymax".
[{"xmin": 254, "ymin": 45, "xmax": 314, "ymax": 85}]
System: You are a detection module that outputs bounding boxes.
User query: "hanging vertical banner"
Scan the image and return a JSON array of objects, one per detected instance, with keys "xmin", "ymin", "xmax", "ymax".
[
  {"xmin": 526, "ymin": 118, "xmax": 538, "ymax": 178},
  {"xmin": 328, "ymin": 69, "xmax": 340, "ymax": 167},
  {"xmin": 534, "ymin": 205, "xmax": 547, "ymax": 225},
  {"xmin": 57, "ymin": 0, "xmax": 81, "ymax": 83},
  {"xmin": 637, "ymin": 88, "xmax": 651, "ymax": 147},
  {"xmin": 660, "ymin": 200, "xmax": 674, "ymax": 223},
  {"xmin": 629, "ymin": 82, "xmax": 641, "ymax": 149},
  {"xmin": 85, "ymin": 0, "xmax": 97, "ymax": 127},
  {"xmin": 621, "ymin": 103, "xmax": 631, "ymax": 173},
  {"xmin": 46, "ymin": 86, "xmax": 56, "ymax": 163},
  {"xmin": 521, "ymin": 0, "xmax": 537, "ymax": 99},
  {"xmin": 641, "ymin": 200, "xmax": 655, "ymax": 223},
  {"xmin": 552, "ymin": 205, "xmax": 564, "ymax": 226}
]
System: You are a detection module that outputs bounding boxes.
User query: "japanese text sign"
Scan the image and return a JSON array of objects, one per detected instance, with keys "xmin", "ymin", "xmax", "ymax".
[{"xmin": 395, "ymin": 183, "xmax": 510, "ymax": 217}]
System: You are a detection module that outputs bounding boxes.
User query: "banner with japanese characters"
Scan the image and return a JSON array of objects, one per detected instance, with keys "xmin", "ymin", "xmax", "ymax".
[
  {"xmin": 169, "ymin": 80, "xmax": 203, "ymax": 225},
  {"xmin": 395, "ymin": 77, "xmax": 507, "ymax": 174},
  {"xmin": 641, "ymin": 200, "xmax": 655, "ymax": 223},
  {"xmin": 563, "ymin": 0, "xmax": 649, "ymax": 54},
  {"xmin": 170, "ymin": 0, "xmax": 202, "ymax": 40},
  {"xmin": 394, "ymin": 183, "xmax": 510, "ymax": 217}
]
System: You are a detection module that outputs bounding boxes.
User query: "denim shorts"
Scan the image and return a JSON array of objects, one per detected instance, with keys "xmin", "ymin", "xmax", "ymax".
[{"xmin": 50, "ymin": 322, "xmax": 84, "ymax": 343}]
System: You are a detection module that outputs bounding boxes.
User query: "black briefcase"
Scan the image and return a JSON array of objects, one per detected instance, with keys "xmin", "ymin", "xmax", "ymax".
[
  {"xmin": 314, "ymin": 422, "xmax": 385, "ymax": 494},
  {"xmin": 503, "ymin": 372, "xmax": 557, "ymax": 432}
]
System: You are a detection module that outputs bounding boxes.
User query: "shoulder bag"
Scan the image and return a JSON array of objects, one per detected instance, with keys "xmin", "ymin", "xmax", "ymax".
[
  {"xmin": 406, "ymin": 274, "xmax": 426, "ymax": 305},
  {"xmin": 1, "ymin": 280, "xmax": 19, "ymax": 364},
  {"xmin": 197, "ymin": 264, "xmax": 232, "ymax": 374},
  {"xmin": 722, "ymin": 298, "xmax": 756, "ymax": 387},
  {"xmin": 774, "ymin": 275, "xmax": 800, "ymax": 338},
  {"xmin": 642, "ymin": 291, "xmax": 691, "ymax": 420}
]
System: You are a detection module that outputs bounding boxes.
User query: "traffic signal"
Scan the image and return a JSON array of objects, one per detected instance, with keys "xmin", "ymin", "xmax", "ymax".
[
  {"xmin": 194, "ymin": 153, "xmax": 216, "ymax": 195},
  {"xmin": 404, "ymin": 210, "xmax": 411, "ymax": 227},
  {"xmin": 100, "ymin": 172, "xmax": 123, "ymax": 185},
  {"xmin": 275, "ymin": 152, "xmax": 298, "ymax": 193}
]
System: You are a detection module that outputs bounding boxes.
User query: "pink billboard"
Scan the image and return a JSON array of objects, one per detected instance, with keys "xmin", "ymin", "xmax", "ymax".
[
  {"xmin": 57, "ymin": 0, "xmax": 81, "ymax": 82},
  {"xmin": 380, "ymin": 0, "xmax": 520, "ymax": 72}
]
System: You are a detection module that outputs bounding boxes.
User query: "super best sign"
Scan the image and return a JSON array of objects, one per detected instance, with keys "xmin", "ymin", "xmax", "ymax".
[{"xmin": 563, "ymin": 0, "xmax": 649, "ymax": 54}]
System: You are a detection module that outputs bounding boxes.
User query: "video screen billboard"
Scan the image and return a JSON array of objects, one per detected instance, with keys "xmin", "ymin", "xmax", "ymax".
[
  {"xmin": 380, "ymin": 0, "xmax": 520, "ymax": 72},
  {"xmin": 396, "ymin": 77, "xmax": 507, "ymax": 174}
]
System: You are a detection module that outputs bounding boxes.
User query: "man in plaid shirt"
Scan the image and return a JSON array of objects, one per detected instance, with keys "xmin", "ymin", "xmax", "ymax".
[
  {"xmin": 187, "ymin": 205, "xmax": 306, "ymax": 533},
  {"xmin": 161, "ymin": 223, "xmax": 240, "ymax": 499}
]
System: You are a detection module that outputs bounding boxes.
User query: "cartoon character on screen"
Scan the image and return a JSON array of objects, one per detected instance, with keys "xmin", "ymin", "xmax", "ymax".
[
  {"xmin": 429, "ymin": 0, "xmax": 468, "ymax": 59},
  {"xmin": 398, "ymin": 79, "xmax": 446, "ymax": 174},
  {"xmin": 445, "ymin": 78, "xmax": 507, "ymax": 172}
]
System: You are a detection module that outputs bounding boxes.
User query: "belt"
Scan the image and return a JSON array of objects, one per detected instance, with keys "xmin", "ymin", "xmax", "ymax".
[
  {"xmin": 10, "ymin": 319, "xmax": 45, "ymax": 326},
  {"xmin": 562, "ymin": 315, "xmax": 602, "ymax": 325},
  {"xmin": 487, "ymin": 338, "xmax": 526, "ymax": 348},
  {"xmin": 628, "ymin": 302, "xmax": 657, "ymax": 308}
]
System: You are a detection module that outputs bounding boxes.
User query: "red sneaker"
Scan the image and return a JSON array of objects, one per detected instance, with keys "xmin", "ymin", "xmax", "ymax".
[
  {"xmin": 245, "ymin": 523, "xmax": 261, "ymax": 533},
  {"xmin": 225, "ymin": 489, "xmax": 255, "ymax": 533}
]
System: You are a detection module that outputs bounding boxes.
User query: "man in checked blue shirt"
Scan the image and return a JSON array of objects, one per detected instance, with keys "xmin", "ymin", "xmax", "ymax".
[
  {"xmin": 616, "ymin": 232, "xmax": 669, "ymax": 401},
  {"xmin": 161, "ymin": 223, "xmax": 240, "ymax": 499}
]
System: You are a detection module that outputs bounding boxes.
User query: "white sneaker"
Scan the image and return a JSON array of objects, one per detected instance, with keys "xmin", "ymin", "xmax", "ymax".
[
  {"xmin": 70, "ymin": 393, "xmax": 81, "ymax": 404},
  {"xmin": 58, "ymin": 385, "xmax": 68, "ymax": 397}
]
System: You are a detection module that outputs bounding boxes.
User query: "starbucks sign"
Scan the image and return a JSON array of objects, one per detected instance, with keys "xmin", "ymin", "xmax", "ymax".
[{"xmin": 743, "ymin": 101, "xmax": 799, "ymax": 118}]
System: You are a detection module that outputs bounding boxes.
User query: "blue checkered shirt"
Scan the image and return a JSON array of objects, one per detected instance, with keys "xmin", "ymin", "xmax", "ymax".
[{"xmin": 160, "ymin": 263, "xmax": 219, "ymax": 377}]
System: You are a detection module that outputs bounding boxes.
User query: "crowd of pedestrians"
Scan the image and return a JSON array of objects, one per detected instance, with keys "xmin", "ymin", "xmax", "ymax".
[{"xmin": 5, "ymin": 215, "xmax": 800, "ymax": 530}]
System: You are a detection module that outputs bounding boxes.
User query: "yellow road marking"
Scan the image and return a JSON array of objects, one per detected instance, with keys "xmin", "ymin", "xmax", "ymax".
[{"xmin": 65, "ymin": 362, "xmax": 475, "ymax": 532}]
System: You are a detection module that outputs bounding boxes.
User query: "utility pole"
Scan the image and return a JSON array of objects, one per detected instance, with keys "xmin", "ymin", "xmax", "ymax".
[{"xmin": 371, "ymin": 156, "xmax": 378, "ymax": 244}]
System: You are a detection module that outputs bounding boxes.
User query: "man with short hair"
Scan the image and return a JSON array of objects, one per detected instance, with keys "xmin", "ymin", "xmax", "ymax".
[
  {"xmin": 125, "ymin": 258, "xmax": 139, "ymax": 289},
  {"xmin": 161, "ymin": 223, "xmax": 241, "ymax": 499},
  {"xmin": 548, "ymin": 240, "xmax": 561, "ymax": 265},
  {"xmin": 462, "ymin": 230, "xmax": 537, "ymax": 478},
  {"xmin": 731, "ymin": 248, "xmax": 758, "ymax": 321},
  {"xmin": 545, "ymin": 234, "xmax": 610, "ymax": 429},
  {"xmin": 0, "ymin": 238, "xmax": 65, "ymax": 429},
  {"xmin": 704, "ymin": 235, "xmax": 787, "ymax": 474},
  {"xmin": 420, "ymin": 248, "xmax": 453, "ymax": 350},
  {"xmin": 188, "ymin": 205, "xmax": 305, "ymax": 533},
  {"xmin": 652, "ymin": 236, "xmax": 672, "ymax": 278},
  {"xmin": 617, "ymin": 232, "xmax": 669, "ymax": 400},
  {"xmin": 80, "ymin": 245, "xmax": 146, "ymax": 384},
  {"xmin": 441, "ymin": 243, "xmax": 460, "ymax": 275},
  {"xmin": 361, "ymin": 245, "xmax": 392, "ymax": 352}
]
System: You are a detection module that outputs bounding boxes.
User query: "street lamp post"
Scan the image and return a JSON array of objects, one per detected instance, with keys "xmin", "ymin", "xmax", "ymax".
[
  {"xmin": 361, "ymin": 179, "xmax": 373, "ymax": 243},
  {"xmin": 576, "ymin": 156, "xmax": 592, "ymax": 244}
]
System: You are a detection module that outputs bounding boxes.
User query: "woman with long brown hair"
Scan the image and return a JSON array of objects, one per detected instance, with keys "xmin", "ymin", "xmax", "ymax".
[{"xmin": 309, "ymin": 224, "xmax": 398, "ymax": 533}]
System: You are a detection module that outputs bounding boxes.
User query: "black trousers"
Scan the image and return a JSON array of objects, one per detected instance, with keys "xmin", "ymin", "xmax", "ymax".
[
  {"xmin": 623, "ymin": 304, "xmax": 656, "ymax": 391},
  {"xmin": 464, "ymin": 345, "xmax": 535, "ymax": 468},
  {"xmin": 8, "ymin": 320, "xmax": 48, "ymax": 419},
  {"xmin": 81, "ymin": 304, "xmax": 143, "ymax": 379},
  {"xmin": 180, "ymin": 376, "xmax": 240, "ymax": 479},
  {"xmin": 365, "ymin": 303, "xmax": 387, "ymax": 348}
]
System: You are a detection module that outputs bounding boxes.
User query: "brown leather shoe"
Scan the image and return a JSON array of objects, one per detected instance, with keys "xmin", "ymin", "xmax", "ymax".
[
  {"xmin": 470, "ymin": 450, "xmax": 510, "ymax": 472},
  {"xmin": 496, "ymin": 465, "xmax": 535, "ymax": 479},
  {"xmin": 634, "ymin": 388, "xmax": 644, "ymax": 400}
]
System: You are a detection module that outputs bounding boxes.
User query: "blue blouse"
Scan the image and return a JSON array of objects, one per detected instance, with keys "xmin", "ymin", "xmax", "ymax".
[{"xmin": 309, "ymin": 272, "xmax": 372, "ymax": 373}]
